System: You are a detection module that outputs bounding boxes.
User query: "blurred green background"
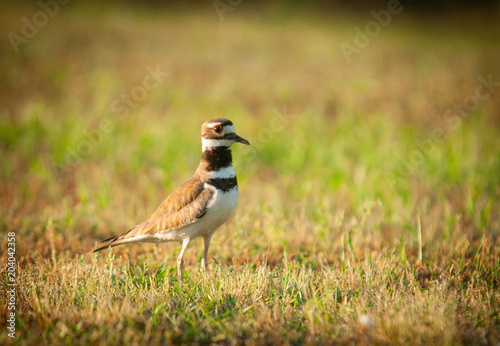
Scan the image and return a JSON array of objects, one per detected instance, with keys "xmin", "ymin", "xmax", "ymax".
[{"xmin": 1, "ymin": 0, "xmax": 499, "ymax": 263}]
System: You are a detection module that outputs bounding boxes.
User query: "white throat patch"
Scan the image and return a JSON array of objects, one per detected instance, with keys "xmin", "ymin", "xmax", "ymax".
[{"xmin": 202, "ymin": 138, "xmax": 235, "ymax": 151}]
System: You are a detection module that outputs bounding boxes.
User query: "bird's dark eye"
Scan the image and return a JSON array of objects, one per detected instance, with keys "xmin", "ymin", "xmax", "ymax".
[{"xmin": 213, "ymin": 125, "xmax": 223, "ymax": 133}]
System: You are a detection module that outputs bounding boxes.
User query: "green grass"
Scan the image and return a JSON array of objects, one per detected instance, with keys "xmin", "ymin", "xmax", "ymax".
[{"xmin": 1, "ymin": 2, "xmax": 500, "ymax": 344}]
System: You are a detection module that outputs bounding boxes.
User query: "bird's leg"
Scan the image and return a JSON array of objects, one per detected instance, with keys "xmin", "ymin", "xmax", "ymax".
[
  {"xmin": 201, "ymin": 233, "xmax": 214, "ymax": 272},
  {"xmin": 177, "ymin": 238, "xmax": 190, "ymax": 282}
]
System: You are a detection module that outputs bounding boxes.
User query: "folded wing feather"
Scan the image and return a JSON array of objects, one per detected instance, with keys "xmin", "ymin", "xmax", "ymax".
[{"xmin": 92, "ymin": 176, "xmax": 213, "ymax": 252}]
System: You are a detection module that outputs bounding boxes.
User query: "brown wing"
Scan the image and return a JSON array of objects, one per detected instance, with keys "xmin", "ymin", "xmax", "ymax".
[{"xmin": 92, "ymin": 176, "xmax": 213, "ymax": 252}]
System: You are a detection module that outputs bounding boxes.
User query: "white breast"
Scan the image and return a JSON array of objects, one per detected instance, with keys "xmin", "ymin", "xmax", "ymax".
[
  {"xmin": 150, "ymin": 184, "xmax": 239, "ymax": 242},
  {"xmin": 203, "ymin": 183, "xmax": 239, "ymax": 228}
]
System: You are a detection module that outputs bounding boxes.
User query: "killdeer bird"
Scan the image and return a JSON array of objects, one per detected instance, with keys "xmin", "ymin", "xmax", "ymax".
[{"xmin": 93, "ymin": 118, "xmax": 249, "ymax": 281}]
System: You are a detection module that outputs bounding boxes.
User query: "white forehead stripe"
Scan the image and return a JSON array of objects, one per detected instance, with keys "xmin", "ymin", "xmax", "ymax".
[
  {"xmin": 202, "ymin": 138, "xmax": 235, "ymax": 151},
  {"xmin": 206, "ymin": 122, "xmax": 222, "ymax": 128}
]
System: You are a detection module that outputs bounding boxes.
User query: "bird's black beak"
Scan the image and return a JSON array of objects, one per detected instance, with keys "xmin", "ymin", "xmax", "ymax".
[{"xmin": 230, "ymin": 133, "xmax": 250, "ymax": 145}]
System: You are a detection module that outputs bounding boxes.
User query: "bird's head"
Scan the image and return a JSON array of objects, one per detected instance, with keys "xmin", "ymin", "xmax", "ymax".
[{"xmin": 201, "ymin": 118, "xmax": 250, "ymax": 151}]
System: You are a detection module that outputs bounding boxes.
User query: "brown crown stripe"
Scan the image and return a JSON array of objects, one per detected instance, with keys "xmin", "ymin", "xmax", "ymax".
[
  {"xmin": 207, "ymin": 118, "xmax": 233, "ymax": 126},
  {"xmin": 202, "ymin": 146, "xmax": 233, "ymax": 171},
  {"xmin": 207, "ymin": 176, "xmax": 238, "ymax": 192}
]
